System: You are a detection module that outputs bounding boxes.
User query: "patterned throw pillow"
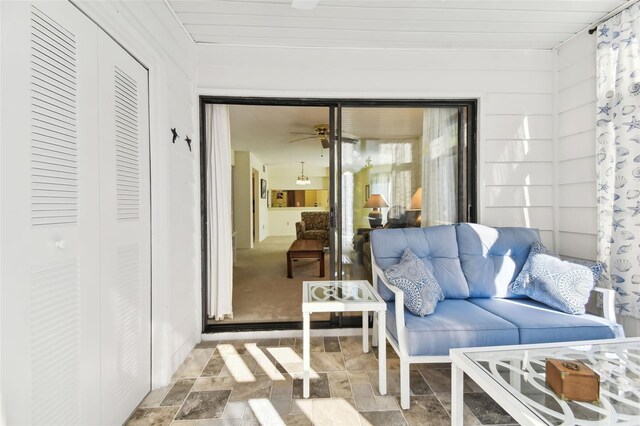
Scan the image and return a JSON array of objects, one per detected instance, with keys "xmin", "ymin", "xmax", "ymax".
[
  {"xmin": 509, "ymin": 241, "xmax": 600, "ymax": 315},
  {"xmin": 383, "ymin": 248, "xmax": 444, "ymax": 316}
]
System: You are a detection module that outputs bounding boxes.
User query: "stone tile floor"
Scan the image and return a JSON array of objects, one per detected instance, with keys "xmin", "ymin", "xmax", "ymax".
[{"xmin": 127, "ymin": 337, "xmax": 517, "ymax": 426}]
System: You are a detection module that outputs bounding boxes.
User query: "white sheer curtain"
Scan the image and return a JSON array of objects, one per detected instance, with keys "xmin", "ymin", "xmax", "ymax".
[
  {"xmin": 206, "ymin": 104, "xmax": 233, "ymax": 320},
  {"xmin": 369, "ymin": 139, "xmax": 416, "ymax": 218},
  {"xmin": 370, "ymin": 172, "xmax": 390, "ymax": 203},
  {"xmin": 421, "ymin": 108, "xmax": 458, "ymax": 227}
]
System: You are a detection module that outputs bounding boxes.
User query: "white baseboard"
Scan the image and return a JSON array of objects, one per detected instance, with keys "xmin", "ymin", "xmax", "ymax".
[{"xmin": 201, "ymin": 327, "xmax": 369, "ymax": 341}]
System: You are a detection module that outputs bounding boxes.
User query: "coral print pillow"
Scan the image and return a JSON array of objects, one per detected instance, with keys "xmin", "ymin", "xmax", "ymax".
[
  {"xmin": 384, "ymin": 248, "xmax": 444, "ymax": 316},
  {"xmin": 509, "ymin": 241, "xmax": 601, "ymax": 315}
]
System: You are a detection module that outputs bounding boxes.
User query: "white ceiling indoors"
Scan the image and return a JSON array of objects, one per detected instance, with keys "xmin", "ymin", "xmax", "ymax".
[
  {"xmin": 228, "ymin": 105, "xmax": 424, "ymax": 167},
  {"xmin": 169, "ymin": 0, "xmax": 627, "ymax": 50}
]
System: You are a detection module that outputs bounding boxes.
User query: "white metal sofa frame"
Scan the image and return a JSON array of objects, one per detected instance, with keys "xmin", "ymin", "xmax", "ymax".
[{"xmin": 370, "ymin": 251, "xmax": 619, "ymax": 410}]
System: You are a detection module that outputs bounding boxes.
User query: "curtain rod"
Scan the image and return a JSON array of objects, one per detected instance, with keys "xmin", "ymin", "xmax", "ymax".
[{"xmin": 588, "ymin": 0, "xmax": 640, "ymax": 34}]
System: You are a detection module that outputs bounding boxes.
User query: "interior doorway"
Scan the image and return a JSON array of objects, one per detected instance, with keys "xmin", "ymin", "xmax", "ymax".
[{"xmin": 200, "ymin": 98, "xmax": 477, "ymax": 332}]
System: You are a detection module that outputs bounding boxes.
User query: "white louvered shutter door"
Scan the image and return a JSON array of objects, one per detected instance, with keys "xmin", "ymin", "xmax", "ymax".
[
  {"xmin": 0, "ymin": 1, "xmax": 101, "ymax": 424},
  {"xmin": 96, "ymin": 30, "xmax": 151, "ymax": 425}
]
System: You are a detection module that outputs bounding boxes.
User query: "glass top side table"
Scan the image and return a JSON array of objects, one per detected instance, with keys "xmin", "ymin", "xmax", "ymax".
[{"xmin": 302, "ymin": 280, "xmax": 387, "ymax": 399}]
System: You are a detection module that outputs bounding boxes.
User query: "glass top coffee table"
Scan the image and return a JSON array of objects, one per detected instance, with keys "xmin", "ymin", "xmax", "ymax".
[
  {"xmin": 302, "ymin": 280, "xmax": 387, "ymax": 399},
  {"xmin": 450, "ymin": 337, "xmax": 640, "ymax": 425}
]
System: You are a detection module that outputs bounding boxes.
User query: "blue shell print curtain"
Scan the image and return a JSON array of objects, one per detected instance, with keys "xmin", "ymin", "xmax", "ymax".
[{"xmin": 596, "ymin": 3, "xmax": 640, "ymax": 319}]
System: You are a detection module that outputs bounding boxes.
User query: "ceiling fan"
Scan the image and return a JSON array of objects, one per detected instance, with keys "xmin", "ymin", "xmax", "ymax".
[{"xmin": 289, "ymin": 124, "xmax": 359, "ymax": 149}]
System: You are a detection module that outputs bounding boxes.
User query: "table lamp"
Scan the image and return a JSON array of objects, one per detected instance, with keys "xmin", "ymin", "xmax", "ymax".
[
  {"xmin": 364, "ymin": 194, "xmax": 388, "ymax": 228},
  {"xmin": 406, "ymin": 187, "xmax": 422, "ymax": 227}
]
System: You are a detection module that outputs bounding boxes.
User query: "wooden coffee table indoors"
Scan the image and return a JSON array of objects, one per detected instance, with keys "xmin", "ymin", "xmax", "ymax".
[{"xmin": 287, "ymin": 239, "xmax": 325, "ymax": 278}]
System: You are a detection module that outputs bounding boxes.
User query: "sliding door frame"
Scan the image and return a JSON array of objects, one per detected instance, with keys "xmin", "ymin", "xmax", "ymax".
[{"xmin": 199, "ymin": 96, "xmax": 477, "ymax": 333}]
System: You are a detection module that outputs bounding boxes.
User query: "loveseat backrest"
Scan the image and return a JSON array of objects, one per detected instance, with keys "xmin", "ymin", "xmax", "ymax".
[
  {"xmin": 456, "ymin": 223, "xmax": 540, "ymax": 298},
  {"xmin": 370, "ymin": 225, "xmax": 469, "ymax": 301}
]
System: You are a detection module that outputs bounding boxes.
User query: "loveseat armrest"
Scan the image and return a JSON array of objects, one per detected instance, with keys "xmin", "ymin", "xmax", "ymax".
[
  {"xmin": 592, "ymin": 286, "xmax": 617, "ymax": 323},
  {"xmin": 295, "ymin": 221, "xmax": 305, "ymax": 240},
  {"xmin": 371, "ymin": 261, "xmax": 407, "ymax": 353}
]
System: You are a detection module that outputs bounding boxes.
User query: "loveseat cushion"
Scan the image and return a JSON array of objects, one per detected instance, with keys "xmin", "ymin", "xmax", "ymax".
[
  {"xmin": 384, "ymin": 248, "xmax": 444, "ymax": 316},
  {"xmin": 468, "ymin": 298, "xmax": 624, "ymax": 344},
  {"xmin": 371, "ymin": 226, "xmax": 469, "ymax": 301},
  {"xmin": 456, "ymin": 223, "xmax": 540, "ymax": 298},
  {"xmin": 509, "ymin": 241, "xmax": 598, "ymax": 315},
  {"xmin": 386, "ymin": 299, "xmax": 519, "ymax": 356}
]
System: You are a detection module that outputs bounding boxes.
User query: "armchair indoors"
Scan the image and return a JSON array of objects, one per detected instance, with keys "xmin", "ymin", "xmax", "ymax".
[
  {"xmin": 353, "ymin": 206, "xmax": 409, "ymax": 273},
  {"xmin": 295, "ymin": 211, "xmax": 330, "ymax": 247}
]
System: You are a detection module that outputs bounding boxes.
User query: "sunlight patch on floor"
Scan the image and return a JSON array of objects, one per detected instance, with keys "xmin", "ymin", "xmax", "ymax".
[
  {"xmin": 245, "ymin": 343, "xmax": 286, "ymax": 381},
  {"xmin": 217, "ymin": 343, "xmax": 256, "ymax": 382},
  {"xmin": 247, "ymin": 398, "xmax": 286, "ymax": 425},
  {"xmin": 267, "ymin": 346, "xmax": 319, "ymax": 379}
]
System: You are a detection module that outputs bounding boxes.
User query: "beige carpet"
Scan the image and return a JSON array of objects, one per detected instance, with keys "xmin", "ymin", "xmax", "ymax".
[{"xmin": 214, "ymin": 236, "xmax": 330, "ymax": 324}]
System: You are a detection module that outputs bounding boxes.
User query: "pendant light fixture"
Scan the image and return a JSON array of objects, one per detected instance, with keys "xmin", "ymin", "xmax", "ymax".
[{"xmin": 296, "ymin": 161, "xmax": 311, "ymax": 185}]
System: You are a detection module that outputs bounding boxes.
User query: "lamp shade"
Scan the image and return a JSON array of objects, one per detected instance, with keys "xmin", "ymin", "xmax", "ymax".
[
  {"xmin": 364, "ymin": 194, "xmax": 389, "ymax": 209},
  {"xmin": 410, "ymin": 187, "xmax": 422, "ymax": 209}
]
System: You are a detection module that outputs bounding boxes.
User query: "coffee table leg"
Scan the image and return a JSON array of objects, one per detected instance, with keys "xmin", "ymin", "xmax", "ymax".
[
  {"xmin": 378, "ymin": 309, "xmax": 386, "ymax": 395},
  {"xmin": 319, "ymin": 252, "xmax": 325, "ymax": 277},
  {"xmin": 451, "ymin": 364, "xmax": 464, "ymax": 425},
  {"xmin": 287, "ymin": 252, "xmax": 293, "ymax": 278},
  {"xmin": 303, "ymin": 312, "xmax": 310, "ymax": 398}
]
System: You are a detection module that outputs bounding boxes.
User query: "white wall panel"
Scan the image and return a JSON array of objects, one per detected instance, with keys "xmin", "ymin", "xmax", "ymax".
[
  {"xmin": 539, "ymin": 230, "xmax": 555, "ymax": 248},
  {"xmin": 559, "ymin": 130, "xmax": 596, "ymax": 161},
  {"xmin": 485, "ymin": 186, "xmax": 553, "ymax": 207},
  {"xmin": 484, "ymin": 140, "xmax": 553, "ymax": 162},
  {"xmin": 556, "ymin": 31, "xmax": 597, "ymax": 258},
  {"xmin": 558, "ymin": 101, "xmax": 596, "ymax": 137},
  {"xmin": 559, "ymin": 232, "xmax": 597, "ymax": 259},
  {"xmin": 559, "ymin": 182, "xmax": 596, "ymax": 207},
  {"xmin": 484, "ymin": 163, "xmax": 554, "ymax": 186},
  {"xmin": 558, "ymin": 30, "xmax": 596, "ymax": 68},
  {"xmin": 483, "ymin": 206, "xmax": 554, "ymax": 230},
  {"xmin": 484, "ymin": 93, "xmax": 552, "ymax": 115},
  {"xmin": 558, "ymin": 157, "xmax": 596, "ymax": 185},
  {"xmin": 559, "ymin": 207, "xmax": 597, "ymax": 234},
  {"xmin": 483, "ymin": 115, "xmax": 554, "ymax": 140},
  {"xmin": 558, "ymin": 78, "xmax": 595, "ymax": 112},
  {"xmin": 198, "ymin": 45, "xmax": 555, "ymax": 242},
  {"xmin": 558, "ymin": 53, "xmax": 596, "ymax": 90}
]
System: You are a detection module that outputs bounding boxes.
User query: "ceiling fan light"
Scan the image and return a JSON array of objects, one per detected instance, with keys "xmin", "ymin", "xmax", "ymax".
[{"xmin": 296, "ymin": 161, "xmax": 311, "ymax": 185}]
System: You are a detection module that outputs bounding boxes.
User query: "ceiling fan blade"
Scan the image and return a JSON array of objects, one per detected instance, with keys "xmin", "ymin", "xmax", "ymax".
[
  {"xmin": 290, "ymin": 132, "xmax": 315, "ymax": 135},
  {"xmin": 321, "ymin": 138, "xmax": 330, "ymax": 149},
  {"xmin": 289, "ymin": 136, "xmax": 317, "ymax": 143},
  {"xmin": 291, "ymin": 0, "xmax": 319, "ymax": 10}
]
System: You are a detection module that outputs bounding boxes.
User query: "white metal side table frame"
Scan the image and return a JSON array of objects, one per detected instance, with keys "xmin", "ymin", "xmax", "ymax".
[
  {"xmin": 302, "ymin": 280, "xmax": 387, "ymax": 398},
  {"xmin": 450, "ymin": 337, "xmax": 640, "ymax": 426}
]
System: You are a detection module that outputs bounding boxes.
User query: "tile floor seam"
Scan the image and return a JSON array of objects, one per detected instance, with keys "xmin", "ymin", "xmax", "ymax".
[{"xmin": 417, "ymin": 367, "xmax": 437, "ymax": 396}]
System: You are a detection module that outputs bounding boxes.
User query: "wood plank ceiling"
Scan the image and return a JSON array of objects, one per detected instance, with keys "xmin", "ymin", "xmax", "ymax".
[{"xmin": 168, "ymin": 0, "xmax": 629, "ymax": 50}]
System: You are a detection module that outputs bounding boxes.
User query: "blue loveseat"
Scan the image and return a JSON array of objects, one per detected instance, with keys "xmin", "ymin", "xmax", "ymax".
[{"xmin": 370, "ymin": 223, "xmax": 624, "ymax": 409}]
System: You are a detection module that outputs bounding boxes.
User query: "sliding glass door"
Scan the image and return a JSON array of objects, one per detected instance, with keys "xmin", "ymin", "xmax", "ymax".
[
  {"xmin": 336, "ymin": 105, "xmax": 475, "ymax": 283},
  {"xmin": 200, "ymin": 97, "xmax": 475, "ymax": 331}
]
